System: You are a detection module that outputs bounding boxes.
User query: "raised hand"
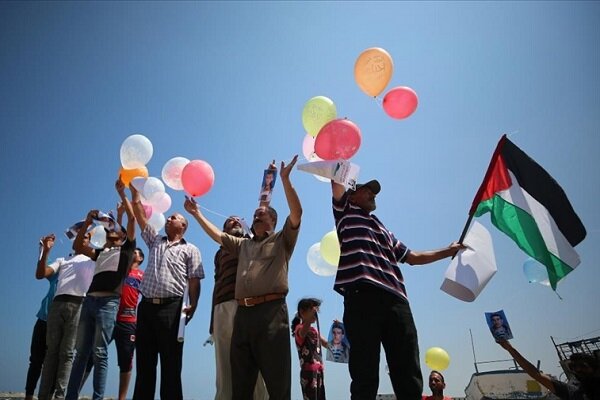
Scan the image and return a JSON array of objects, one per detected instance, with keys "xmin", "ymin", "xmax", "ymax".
[
  {"xmin": 40, "ymin": 234, "xmax": 56, "ymax": 251},
  {"xmin": 280, "ymin": 155, "xmax": 298, "ymax": 180}
]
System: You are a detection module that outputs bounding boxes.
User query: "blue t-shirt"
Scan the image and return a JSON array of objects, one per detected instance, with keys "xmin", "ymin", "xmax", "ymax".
[{"xmin": 36, "ymin": 273, "xmax": 58, "ymax": 321}]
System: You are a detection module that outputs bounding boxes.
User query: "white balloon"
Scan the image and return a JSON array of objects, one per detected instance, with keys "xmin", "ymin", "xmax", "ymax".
[
  {"xmin": 120, "ymin": 134, "xmax": 153, "ymax": 169},
  {"xmin": 130, "ymin": 177, "xmax": 147, "ymax": 193},
  {"xmin": 147, "ymin": 192, "xmax": 172, "ymax": 214},
  {"xmin": 89, "ymin": 225, "xmax": 106, "ymax": 249},
  {"xmin": 309, "ymin": 153, "xmax": 330, "ymax": 183},
  {"xmin": 143, "ymin": 177, "xmax": 165, "ymax": 200},
  {"xmin": 306, "ymin": 242, "xmax": 337, "ymax": 277},
  {"xmin": 162, "ymin": 157, "xmax": 190, "ymax": 190},
  {"xmin": 147, "ymin": 212, "xmax": 165, "ymax": 232}
]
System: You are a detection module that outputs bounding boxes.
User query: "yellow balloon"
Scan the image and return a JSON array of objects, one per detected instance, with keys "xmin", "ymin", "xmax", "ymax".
[
  {"xmin": 119, "ymin": 166, "xmax": 149, "ymax": 188},
  {"xmin": 302, "ymin": 96, "xmax": 337, "ymax": 137},
  {"xmin": 320, "ymin": 230, "xmax": 340, "ymax": 266},
  {"xmin": 425, "ymin": 347, "xmax": 450, "ymax": 371},
  {"xmin": 354, "ymin": 47, "xmax": 394, "ymax": 97}
]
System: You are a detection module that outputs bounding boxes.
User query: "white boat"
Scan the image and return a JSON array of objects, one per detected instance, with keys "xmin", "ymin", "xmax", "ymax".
[
  {"xmin": 464, "ymin": 335, "xmax": 600, "ymax": 400},
  {"xmin": 465, "ymin": 369, "xmax": 551, "ymax": 400}
]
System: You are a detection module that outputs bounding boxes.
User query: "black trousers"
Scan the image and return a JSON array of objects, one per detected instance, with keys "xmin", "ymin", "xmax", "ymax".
[
  {"xmin": 231, "ymin": 298, "xmax": 291, "ymax": 400},
  {"xmin": 133, "ymin": 299, "xmax": 183, "ymax": 400},
  {"xmin": 344, "ymin": 285, "xmax": 423, "ymax": 400},
  {"xmin": 25, "ymin": 318, "xmax": 47, "ymax": 396}
]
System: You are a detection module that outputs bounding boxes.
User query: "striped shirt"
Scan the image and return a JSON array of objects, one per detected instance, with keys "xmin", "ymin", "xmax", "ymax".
[
  {"xmin": 139, "ymin": 225, "xmax": 204, "ymax": 298},
  {"xmin": 332, "ymin": 193, "xmax": 411, "ymax": 301},
  {"xmin": 209, "ymin": 247, "xmax": 238, "ymax": 333}
]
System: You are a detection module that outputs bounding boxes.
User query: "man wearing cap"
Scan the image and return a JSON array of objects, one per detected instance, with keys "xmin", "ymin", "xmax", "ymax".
[
  {"xmin": 185, "ymin": 155, "xmax": 301, "ymax": 400},
  {"xmin": 331, "ymin": 179, "xmax": 464, "ymax": 400}
]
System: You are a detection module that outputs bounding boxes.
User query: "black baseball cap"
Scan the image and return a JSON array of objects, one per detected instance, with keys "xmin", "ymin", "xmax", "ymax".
[{"xmin": 352, "ymin": 179, "xmax": 381, "ymax": 194}]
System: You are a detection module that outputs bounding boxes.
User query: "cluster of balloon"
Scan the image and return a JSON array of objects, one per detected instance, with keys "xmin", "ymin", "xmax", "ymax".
[
  {"xmin": 118, "ymin": 134, "xmax": 171, "ymax": 232},
  {"xmin": 354, "ymin": 47, "xmax": 419, "ymax": 120},
  {"xmin": 306, "ymin": 230, "xmax": 341, "ymax": 277},
  {"xmin": 306, "ymin": 242, "xmax": 337, "ymax": 277},
  {"xmin": 120, "ymin": 134, "xmax": 153, "ymax": 187},
  {"xmin": 425, "ymin": 347, "xmax": 450, "ymax": 371},
  {"xmin": 522, "ymin": 258, "xmax": 551, "ymax": 287},
  {"xmin": 181, "ymin": 160, "xmax": 215, "ymax": 197},
  {"xmin": 300, "ymin": 96, "xmax": 361, "ymax": 181}
]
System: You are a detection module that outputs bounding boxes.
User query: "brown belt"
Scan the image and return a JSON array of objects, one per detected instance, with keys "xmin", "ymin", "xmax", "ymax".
[{"xmin": 237, "ymin": 293, "xmax": 285, "ymax": 307}]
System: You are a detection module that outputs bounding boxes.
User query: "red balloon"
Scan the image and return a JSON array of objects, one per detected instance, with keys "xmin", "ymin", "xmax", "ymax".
[
  {"xmin": 382, "ymin": 86, "xmax": 418, "ymax": 119},
  {"xmin": 314, "ymin": 118, "xmax": 362, "ymax": 160},
  {"xmin": 181, "ymin": 160, "xmax": 215, "ymax": 197}
]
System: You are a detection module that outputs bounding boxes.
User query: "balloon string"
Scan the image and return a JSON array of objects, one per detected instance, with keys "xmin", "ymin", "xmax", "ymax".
[
  {"xmin": 198, "ymin": 205, "xmax": 230, "ymax": 220},
  {"xmin": 373, "ymin": 96, "xmax": 383, "ymax": 108}
]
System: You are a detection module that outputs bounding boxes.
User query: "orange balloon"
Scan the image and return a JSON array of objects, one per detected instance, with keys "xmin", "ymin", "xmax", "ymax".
[
  {"xmin": 119, "ymin": 166, "xmax": 149, "ymax": 188},
  {"xmin": 354, "ymin": 47, "xmax": 394, "ymax": 97}
]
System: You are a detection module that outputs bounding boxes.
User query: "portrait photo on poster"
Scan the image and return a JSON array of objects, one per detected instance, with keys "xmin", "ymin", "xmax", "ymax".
[
  {"xmin": 485, "ymin": 309, "xmax": 514, "ymax": 342},
  {"xmin": 326, "ymin": 320, "xmax": 350, "ymax": 363},
  {"xmin": 258, "ymin": 168, "xmax": 277, "ymax": 203}
]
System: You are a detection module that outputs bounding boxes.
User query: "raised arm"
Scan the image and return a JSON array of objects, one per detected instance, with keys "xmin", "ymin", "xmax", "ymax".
[
  {"xmin": 36, "ymin": 234, "xmax": 57, "ymax": 279},
  {"xmin": 184, "ymin": 196, "xmax": 223, "ymax": 245},
  {"xmin": 73, "ymin": 210, "xmax": 99, "ymax": 259},
  {"xmin": 497, "ymin": 340, "xmax": 556, "ymax": 393},
  {"xmin": 128, "ymin": 181, "xmax": 148, "ymax": 232},
  {"xmin": 405, "ymin": 241, "xmax": 465, "ymax": 265},
  {"xmin": 331, "ymin": 180, "xmax": 346, "ymax": 202},
  {"xmin": 280, "ymin": 155, "xmax": 302, "ymax": 229},
  {"xmin": 116, "ymin": 178, "xmax": 136, "ymax": 241}
]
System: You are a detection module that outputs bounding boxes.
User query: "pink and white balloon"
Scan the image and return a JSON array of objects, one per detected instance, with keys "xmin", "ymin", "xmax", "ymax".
[
  {"xmin": 120, "ymin": 134, "xmax": 153, "ymax": 169},
  {"xmin": 162, "ymin": 157, "xmax": 190, "ymax": 191},
  {"xmin": 147, "ymin": 212, "xmax": 166, "ymax": 232}
]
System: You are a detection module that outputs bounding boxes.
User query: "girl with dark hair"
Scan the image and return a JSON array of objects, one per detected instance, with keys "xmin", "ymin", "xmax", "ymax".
[{"xmin": 291, "ymin": 298, "xmax": 329, "ymax": 400}]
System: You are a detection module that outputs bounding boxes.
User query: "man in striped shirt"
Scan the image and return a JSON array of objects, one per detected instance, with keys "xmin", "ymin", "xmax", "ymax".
[{"xmin": 331, "ymin": 179, "xmax": 463, "ymax": 400}]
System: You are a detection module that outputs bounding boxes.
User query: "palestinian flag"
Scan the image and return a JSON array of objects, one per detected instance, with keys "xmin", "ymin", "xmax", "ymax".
[{"xmin": 469, "ymin": 135, "xmax": 586, "ymax": 289}]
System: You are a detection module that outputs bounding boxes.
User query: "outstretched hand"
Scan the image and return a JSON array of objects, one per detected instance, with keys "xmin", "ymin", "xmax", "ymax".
[
  {"xmin": 449, "ymin": 241, "xmax": 467, "ymax": 257},
  {"xmin": 280, "ymin": 155, "xmax": 298, "ymax": 180},
  {"xmin": 115, "ymin": 177, "xmax": 126, "ymax": 196},
  {"xmin": 184, "ymin": 196, "xmax": 199, "ymax": 215}
]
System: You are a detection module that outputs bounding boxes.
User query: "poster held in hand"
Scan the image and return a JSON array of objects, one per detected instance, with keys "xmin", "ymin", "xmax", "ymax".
[{"xmin": 177, "ymin": 285, "xmax": 189, "ymax": 343}]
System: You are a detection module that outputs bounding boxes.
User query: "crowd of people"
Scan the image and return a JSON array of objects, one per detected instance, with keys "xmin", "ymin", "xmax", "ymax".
[{"xmin": 24, "ymin": 158, "xmax": 598, "ymax": 400}]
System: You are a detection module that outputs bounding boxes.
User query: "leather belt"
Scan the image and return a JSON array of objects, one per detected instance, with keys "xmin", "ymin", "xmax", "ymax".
[
  {"xmin": 141, "ymin": 296, "xmax": 182, "ymax": 305},
  {"xmin": 237, "ymin": 293, "xmax": 285, "ymax": 307}
]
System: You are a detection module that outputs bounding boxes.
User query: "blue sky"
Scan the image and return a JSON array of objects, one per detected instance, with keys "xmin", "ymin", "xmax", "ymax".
[{"xmin": 1, "ymin": 2, "xmax": 599, "ymax": 399}]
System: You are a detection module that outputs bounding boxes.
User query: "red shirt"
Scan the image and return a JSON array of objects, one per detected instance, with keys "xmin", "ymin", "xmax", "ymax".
[{"xmin": 117, "ymin": 268, "xmax": 144, "ymax": 323}]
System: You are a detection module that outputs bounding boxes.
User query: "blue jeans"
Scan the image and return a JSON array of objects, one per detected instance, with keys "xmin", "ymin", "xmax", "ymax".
[{"xmin": 66, "ymin": 295, "xmax": 119, "ymax": 400}]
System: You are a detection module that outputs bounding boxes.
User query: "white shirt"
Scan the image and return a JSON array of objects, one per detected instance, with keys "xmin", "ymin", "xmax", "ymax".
[{"xmin": 50, "ymin": 254, "xmax": 95, "ymax": 297}]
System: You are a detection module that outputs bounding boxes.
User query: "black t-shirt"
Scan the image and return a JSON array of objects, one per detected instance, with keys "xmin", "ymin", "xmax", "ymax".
[{"xmin": 87, "ymin": 238, "xmax": 136, "ymax": 295}]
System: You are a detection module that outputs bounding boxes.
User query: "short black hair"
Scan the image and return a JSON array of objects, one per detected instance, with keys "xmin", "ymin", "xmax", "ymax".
[
  {"xmin": 267, "ymin": 206, "xmax": 277, "ymax": 227},
  {"xmin": 135, "ymin": 248, "xmax": 145, "ymax": 263},
  {"xmin": 430, "ymin": 370, "xmax": 445, "ymax": 383}
]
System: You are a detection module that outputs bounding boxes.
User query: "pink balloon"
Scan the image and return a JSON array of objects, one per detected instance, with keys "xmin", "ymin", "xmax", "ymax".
[
  {"xmin": 142, "ymin": 204, "xmax": 153, "ymax": 219},
  {"xmin": 302, "ymin": 134, "xmax": 316, "ymax": 160},
  {"xmin": 382, "ymin": 86, "xmax": 418, "ymax": 119},
  {"xmin": 314, "ymin": 118, "xmax": 361, "ymax": 160},
  {"xmin": 181, "ymin": 160, "xmax": 215, "ymax": 197}
]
